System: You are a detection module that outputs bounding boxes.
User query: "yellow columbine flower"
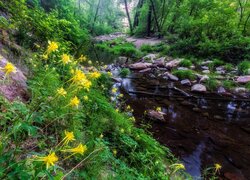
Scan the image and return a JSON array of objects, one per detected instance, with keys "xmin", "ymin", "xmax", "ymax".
[
  {"xmin": 62, "ymin": 143, "xmax": 87, "ymax": 155},
  {"xmin": 119, "ymin": 94, "xmax": 124, "ymax": 98},
  {"xmin": 88, "ymin": 60, "xmax": 92, "ymax": 65},
  {"xmin": 47, "ymin": 41, "xmax": 58, "ymax": 54},
  {"xmin": 62, "ymin": 130, "xmax": 76, "ymax": 145},
  {"xmin": 90, "ymin": 71, "xmax": 101, "ymax": 79},
  {"xmin": 69, "ymin": 96, "xmax": 80, "ymax": 108},
  {"xmin": 78, "ymin": 55, "xmax": 87, "ymax": 62},
  {"xmin": 126, "ymin": 105, "xmax": 131, "ymax": 110},
  {"xmin": 80, "ymin": 79, "xmax": 92, "ymax": 91},
  {"xmin": 113, "ymin": 149, "xmax": 117, "ymax": 156},
  {"xmin": 99, "ymin": 134, "xmax": 104, "ymax": 138},
  {"xmin": 83, "ymin": 96, "xmax": 89, "ymax": 101},
  {"xmin": 107, "ymin": 72, "xmax": 112, "ymax": 77},
  {"xmin": 42, "ymin": 54, "xmax": 48, "ymax": 60},
  {"xmin": 112, "ymin": 88, "xmax": 117, "ymax": 94},
  {"xmin": 37, "ymin": 152, "xmax": 58, "ymax": 169},
  {"xmin": 61, "ymin": 54, "xmax": 71, "ymax": 65},
  {"xmin": 156, "ymin": 107, "xmax": 161, "ymax": 112},
  {"xmin": 3, "ymin": 62, "xmax": 16, "ymax": 75},
  {"xmin": 71, "ymin": 70, "xmax": 86, "ymax": 84},
  {"xmin": 57, "ymin": 88, "xmax": 67, "ymax": 97},
  {"xmin": 214, "ymin": 163, "xmax": 222, "ymax": 172},
  {"xmin": 170, "ymin": 163, "xmax": 185, "ymax": 173}
]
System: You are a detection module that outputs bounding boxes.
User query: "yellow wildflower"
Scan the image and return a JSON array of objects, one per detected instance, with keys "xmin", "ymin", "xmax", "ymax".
[
  {"xmin": 113, "ymin": 149, "xmax": 117, "ymax": 156},
  {"xmin": 99, "ymin": 134, "xmax": 104, "ymax": 138},
  {"xmin": 214, "ymin": 163, "xmax": 222, "ymax": 172},
  {"xmin": 156, "ymin": 107, "xmax": 161, "ymax": 112},
  {"xmin": 61, "ymin": 54, "xmax": 71, "ymax": 65},
  {"xmin": 112, "ymin": 88, "xmax": 117, "ymax": 94},
  {"xmin": 80, "ymin": 79, "xmax": 92, "ymax": 91},
  {"xmin": 120, "ymin": 128, "xmax": 125, "ymax": 133},
  {"xmin": 126, "ymin": 105, "xmax": 131, "ymax": 110},
  {"xmin": 57, "ymin": 88, "xmax": 67, "ymax": 97},
  {"xmin": 3, "ymin": 62, "xmax": 16, "ymax": 75},
  {"xmin": 69, "ymin": 96, "xmax": 80, "ymax": 108},
  {"xmin": 107, "ymin": 72, "xmax": 112, "ymax": 77},
  {"xmin": 90, "ymin": 71, "xmax": 101, "ymax": 79},
  {"xmin": 170, "ymin": 163, "xmax": 185, "ymax": 173},
  {"xmin": 71, "ymin": 70, "xmax": 86, "ymax": 84},
  {"xmin": 42, "ymin": 54, "xmax": 48, "ymax": 60},
  {"xmin": 37, "ymin": 152, "xmax": 58, "ymax": 169},
  {"xmin": 119, "ymin": 94, "xmax": 124, "ymax": 98},
  {"xmin": 62, "ymin": 143, "xmax": 87, "ymax": 155},
  {"xmin": 78, "ymin": 55, "xmax": 87, "ymax": 62},
  {"xmin": 88, "ymin": 60, "xmax": 92, "ymax": 65},
  {"xmin": 47, "ymin": 41, "xmax": 58, "ymax": 54},
  {"xmin": 62, "ymin": 131, "xmax": 75, "ymax": 145},
  {"xmin": 83, "ymin": 95, "xmax": 89, "ymax": 101}
]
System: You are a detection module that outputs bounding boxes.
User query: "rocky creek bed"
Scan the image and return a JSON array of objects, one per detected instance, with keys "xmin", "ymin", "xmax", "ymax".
[
  {"xmin": 110, "ymin": 68, "xmax": 250, "ymax": 180},
  {"xmin": 94, "ymin": 34, "xmax": 250, "ymax": 179}
]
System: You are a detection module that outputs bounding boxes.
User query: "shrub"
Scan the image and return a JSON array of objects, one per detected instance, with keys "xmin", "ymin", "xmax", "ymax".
[
  {"xmin": 119, "ymin": 68, "xmax": 131, "ymax": 78},
  {"xmin": 223, "ymin": 80, "xmax": 236, "ymax": 89},
  {"xmin": 205, "ymin": 77, "xmax": 219, "ymax": 91},
  {"xmin": 238, "ymin": 60, "xmax": 250, "ymax": 75},
  {"xmin": 225, "ymin": 63, "xmax": 234, "ymax": 71},
  {"xmin": 140, "ymin": 44, "xmax": 153, "ymax": 53},
  {"xmin": 172, "ymin": 70, "xmax": 196, "ymax": 80},
  {"xmin": 179, "ymin": 59, "xmax": 192, "ymax": 68}
]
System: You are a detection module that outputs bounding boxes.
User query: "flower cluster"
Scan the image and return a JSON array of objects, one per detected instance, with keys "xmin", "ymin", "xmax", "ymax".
[{"xmin": 36, "ymin": 131, "xmax": 87, "ymax": 169}]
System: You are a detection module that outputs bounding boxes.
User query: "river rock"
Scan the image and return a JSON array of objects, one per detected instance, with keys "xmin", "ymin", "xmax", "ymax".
[
  {"xmin": 236, "ymin": 76, "xmax": 250, "ymax": 84},
  {"xmin": 146, "ymin": 110, "xmax": 166, "ymax": 122},
  {"xmin": 201, "ymin": 60, "xmax": 213, "ymax": 65},
  {"xmin": 201, "ymin": 66, "xmax": 209, "ymax": 70},
  {"xmin": 202, "ymin": 70, "xmax": 210, "ymax": 74},
  {"xmin": 165, "ymin": 59, "xmax": 181, "ymax": 69},
  {"xmin": 234, "ymin": 87, "xmax": 247, "ymax": 93},
  {"xmin": 177, "ymin": 67, "xmax": 189, "ymax": 71},
  {"xmin": 164, "ymin": 72, "xmax": 179, "ymax": 81},
  {"xmin": 139, "ymin": 68, "xmax": 152, "ymax": 73},
  {"xmin": 191, "ymin": 84, "xmax": 207, "ymax": 92},
  {"xmin": 217, "ymin": 86, "xmax": 226, "ymax": 94},
  {"xmin": 199, "ymin": 75, "xmax": 209, "ymax": 83},
  {"xmin": 129, "ymin": 62, "xmax": 152, "ymax": 70},
  {"xmin": 143, "ymin": 54, "xmax": 157, "ymax": 62},
  {"xmin": 0, "ymin": 56, "xmax": 28, "ymax": 101},
  {"xmin": 181, "ymin": 79, "xmax": 191, "ymax": 86},
  {"xmin": 153, "ymin": 57, "xmax": 165, "ymax": 67}
]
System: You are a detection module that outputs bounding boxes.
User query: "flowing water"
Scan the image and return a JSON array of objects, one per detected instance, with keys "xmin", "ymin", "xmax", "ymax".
[{"xmin": 113, "ymin": 71, "xmax": 250, "ymax": 179}]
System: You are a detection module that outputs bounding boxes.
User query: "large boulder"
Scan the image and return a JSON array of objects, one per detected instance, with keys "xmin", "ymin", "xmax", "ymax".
[
  {"xmin": 236, "ymin": 76, "xmax": 250, "ymax": 84},
  {"xmin": 129, "ymin": 62, "xmax": 152, "ymax": 70},
  {"xmin": 0, "ymin": 55, "xmax": 28, "ymax": 101},
  {"xmin": 191, "ymin": 84, "xmax": 207, "ymax": 92}
]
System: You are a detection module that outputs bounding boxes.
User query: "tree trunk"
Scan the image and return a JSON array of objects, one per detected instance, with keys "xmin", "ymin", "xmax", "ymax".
[
  {"xmin": 149, "ymin": 0, "xmax": 161, "ymax": 36},
  {"xmin": 243, "ymin": 13, "xmax": 250, "ymax": 35},
  {"xmin": 124, "ymin": 0, "xmax": 133, "ymax": 34},
  {"xmin": 90, "ymin": 0, "xmax": 101, "ymax": 34},
  {"xmin": 147, "ymin": 4, "xmax": 152, "ymax": 36},
  {"xmin": 133, "ymin": 0, "xmax": 144, "ymax": 29}
]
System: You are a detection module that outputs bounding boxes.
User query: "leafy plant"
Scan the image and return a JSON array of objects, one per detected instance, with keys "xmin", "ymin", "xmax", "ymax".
[
  {"xmin": 119, "ymin": 68, "xmax": 131, "ymax": 78},
  {"xmin": 179, "ymin": 59, "xmax": 192, "ymax": 68},
  {"xmin": 172, "ymin": 70, "xmax": 196, "ymax": 80}
]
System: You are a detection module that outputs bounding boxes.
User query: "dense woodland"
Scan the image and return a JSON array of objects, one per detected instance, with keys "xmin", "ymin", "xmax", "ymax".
[{"xmin": 0, "ymin": 0, "xmax": 249, "ymax": 179}]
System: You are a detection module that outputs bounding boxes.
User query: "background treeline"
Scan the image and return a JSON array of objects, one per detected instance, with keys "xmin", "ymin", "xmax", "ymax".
[{"xmin": 127, "ymin": 0, "xmax": 250, "ymax": 63}]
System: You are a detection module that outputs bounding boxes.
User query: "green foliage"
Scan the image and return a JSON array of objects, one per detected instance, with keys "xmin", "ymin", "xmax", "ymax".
[
  {"xmin": 179, "ymin": 59, "xmax": 192, "ymax": 68},
  {"xmin": 96, "ymin": 40, "xmax": 141, "ymax": 58},
  {"xmin": 238, "ymin": 60, "xmax": 250, "ymax": 75},
  {"xmin": 205, "ymin": 77, "xmax": 219, "ymax": 91},
  {"xmin": 225, "ymin": 63, "xmax": 234, "ymax": 71},
  {"xmin": 172, "ymin": 70, "xmax": 196, "ymax": 80},
  {"xmin": 133, "ymin": 0, "xmax": 250, "ymax": 63},
  {"xmin": 223, "ymin": 80, "xmax": 236, "ymax": 90},
  {"xmin": 119, "ymin": 68, "xmax": 131, "ymax": 78}
]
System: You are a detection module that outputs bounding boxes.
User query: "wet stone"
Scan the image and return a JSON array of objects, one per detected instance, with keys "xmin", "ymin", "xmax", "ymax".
[
  {"xmin": 181, "ymin": 79, "xmax": 191, "ymax": 86},
  {"xmin": 214, "ymin": 115, "xmax": 224, "ymax": 120},
  {"xmin": 191, "ymin": 84, "xmax": 207, "ymax": 92}
]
